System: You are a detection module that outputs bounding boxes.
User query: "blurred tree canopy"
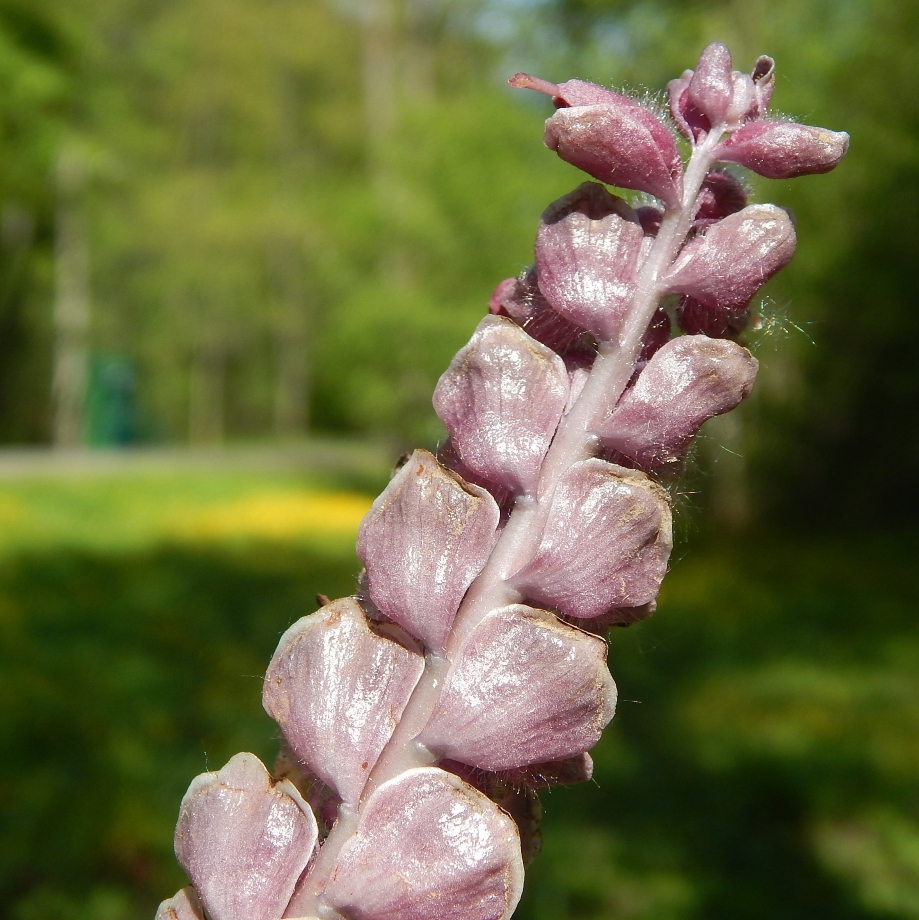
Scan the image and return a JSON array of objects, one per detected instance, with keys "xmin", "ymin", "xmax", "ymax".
[{"xmin": 0, "ymin": 0, "xmax": 914, "ymax": 528}]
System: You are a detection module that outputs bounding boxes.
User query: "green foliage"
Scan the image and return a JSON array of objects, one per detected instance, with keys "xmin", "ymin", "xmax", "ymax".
[{"xmin": 0, "ymin": 0, "xmax": 913, "ymax": 528}]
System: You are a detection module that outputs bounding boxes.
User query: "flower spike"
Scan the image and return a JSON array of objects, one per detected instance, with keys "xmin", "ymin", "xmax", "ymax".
[{"xmin": 160, "ymin": 43, "xmax": 847, "ymax": 920}]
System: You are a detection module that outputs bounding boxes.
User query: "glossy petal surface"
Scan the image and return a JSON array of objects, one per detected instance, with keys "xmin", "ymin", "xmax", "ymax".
[
  {"xmin": 323, "ymin": 768, "xmax": 523, "ymax": 920},
  {"xmin": 175, "ymin": 753, "xmax": 317, "ymax": 920},
  {"xmin": 597, "ymin": 336, "xmax": 758, "ymax": 469},
  {"xmin": 512, "ymin": 460, "xmax": 672, "ymax": 617},
  {"xmin": 155, "ymin": 887, "xmax": 204, "ymax": 920},
  {"xmin": 536, "ymin": 183, "xmax": 645, "ymax": 341},
  {"xmin": 664, "ymin": 204, "xmax": 796, "ymax": 309},
  {"xmin": 357, "ymin": 450, "xmax": 500, "ymax": 650},
  {"xmin": 419, "ymin": 605, "xmax": 616, "ymax": 770},
  {"xmin": 434, "ymin": 316, "xmax": 569, "ymax": 494},
  {"xmin": 263, "ymin": 598, "xmax": 424, "ymax": 804}
]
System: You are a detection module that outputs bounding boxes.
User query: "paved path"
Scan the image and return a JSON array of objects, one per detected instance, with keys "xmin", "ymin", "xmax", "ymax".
[{"xmin": 0, "ymin": 439, "xmax": 396, "ymax": 480}]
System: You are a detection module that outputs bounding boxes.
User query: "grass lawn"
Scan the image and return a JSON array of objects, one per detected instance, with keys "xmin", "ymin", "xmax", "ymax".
[{"xmin": 0, "ymin": 469, "xmax": 377, "ymax": 558}]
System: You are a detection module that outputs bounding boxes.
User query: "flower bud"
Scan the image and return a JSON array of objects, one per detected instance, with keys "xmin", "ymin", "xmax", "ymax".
[
  {"xmin": 487, "ymin": 278, "xmax": 517, "ymax": 315},
  {"xmin": 511, "ymin": 459, "xmax": 672, "ymax": 618},
  {"xmin": 724, "ymin": 73, "xmax": 757, "ymax": 126},
  {"xmin": 664, "ymin": 204, "xmax": 796, "ymax": 309},
  {"xmin": 751, "ymin": 55, "xmax": 776, "ymax": 114},
  {"xmin": 323, "ymin": 768, "xmax": 524, "ymax": 920},
  {"xmin": 596, "ymin": 336, "xmax": 758, "ymax": 470},
  {"xmin": 175, "ymin": 753, "xmax": 318, "ymax": 920},
  {"xmin": 263, "ymin": 598, "xmax": 424, "ymax": 805},
  {"xmin": 419, "ymin": 605, "xmax": 617, "ymax": 771},
  {"xmin": 670, "ymin": 50, "xmax": 776, "ymax": 138},
  {"xmin": 687, "ymin": 42, "xmax": 734, "ymax": 126},
  {"xmin": 356, "ymin": 450, "xmax": 499, "ymax": 651},
  {"xmin": 510, "ymin": 74, "xmax": 683, "ymax": 207},
  {"xmin": 717, "ymin": 120, "xmax": 850, "ymax": 178},
  {"xmin": 535, "ymin": 183, "xmax": 645, "ymax": 341},
  {"xmin": 434, "ymin": 316, "xmax": 569, "ymax": 495}
]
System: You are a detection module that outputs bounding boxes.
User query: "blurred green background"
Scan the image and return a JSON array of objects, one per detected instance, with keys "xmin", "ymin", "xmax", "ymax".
[{"xmin": 0, "ymin": 0, "xmax": 916, "ymax": 918}]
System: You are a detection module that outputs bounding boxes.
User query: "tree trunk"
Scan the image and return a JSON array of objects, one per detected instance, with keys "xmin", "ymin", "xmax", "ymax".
[
  {"xmin": 273, "ymin": 304, "xmax": 309, "ymax": 437},
  {"xmin": 188, "ymin": 346, "xmax": 225, "ymax": 446},
  {"xmin": 52, "ymin": 148, "xmax": 91, "ymax": 448}
]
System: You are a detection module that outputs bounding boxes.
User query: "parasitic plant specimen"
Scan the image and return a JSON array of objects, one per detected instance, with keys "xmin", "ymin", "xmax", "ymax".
[{"xmin": 157, "ymin": 43, "xmax": 848, "ymax": 920}]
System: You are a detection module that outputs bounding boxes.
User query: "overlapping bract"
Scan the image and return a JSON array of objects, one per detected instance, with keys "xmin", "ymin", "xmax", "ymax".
[
  {"xmin": 263, "ymin": 598, "xmax": 424, "ymax": 804},
  {"xmin": 535, "ymin": 183, "xmax": 645, "ymax": 341},
  {"xmin": 174, "ymin": 753, "xmax": 317, "ymax": 920},
  {"xmin": 356, "ymin": 449, "xmax": 499, "ymax": 650},
  {"xmin": 170, "ymin": 754, "xmax": 523, "ymax": 920},
  {"xmin": 509, "ymin": 73, "xmax": 682, "ymax": 207},
  {"xmin": 665, "ymin": 204, "xmax": 797, "ymax": 309},
  {"xmin": 420, "ymin": 605, "xmax": 616, "ymax": 769},
  {"xmin": 512, "ymin": 460, "xmax": 673, "ymax": 618},
  {"xmin": 434, "ymin": 316, "xmax": 569, "ymax": 494},
  {"xmin": 717, "ymin": 121, "xmax": 850, "ymax": 179},
  {"xmin": 323, "ymin": 768, "xmax": 524, "ymax": 920},
  {"xmin": 596, "ymin": 337, "xmax": 759, "ymax": 470}
]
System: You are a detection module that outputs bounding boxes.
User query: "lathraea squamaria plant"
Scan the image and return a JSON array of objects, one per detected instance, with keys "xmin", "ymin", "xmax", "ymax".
[{"xmin": 157, "ymin": 42, "xmax": 847, "ymax": 920}]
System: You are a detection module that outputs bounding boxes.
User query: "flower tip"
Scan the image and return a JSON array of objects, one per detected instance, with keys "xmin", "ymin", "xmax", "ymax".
[
  {"xmin": 752, "ymin": 55, "xmax": 775, "ymax": 84},
  {"xmin": 509, "ymin": 73, "xmax": 560, "ymax": 99},
  {"xmin": 835, "ymin": 130, "xmax": 851, "ymax": 157},
  {"xmin": 699, "ymin": 40, "xmax": 732, "ymax": 66}
]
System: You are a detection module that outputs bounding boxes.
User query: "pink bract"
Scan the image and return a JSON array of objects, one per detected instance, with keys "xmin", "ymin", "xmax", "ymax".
[
  {"xmin": 174, "ymin": 753, "xmax": 317, "ymax": 920},
  {"xmin": 419, "ymin": 604, "xmax": 616, "ymax": 770},
  {"xmin": 356, "ymin": 449, "xmax": 499, "ymax": 651},
  {"xmin": 323, "ymin": 768, "xmax": 524, "ymax": 920},
  {"xmin": 263, "ymin": 598, "xmax": 424, "ymax": 804}
]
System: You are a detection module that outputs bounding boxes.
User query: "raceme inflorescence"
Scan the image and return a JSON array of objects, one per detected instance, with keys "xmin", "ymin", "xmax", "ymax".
[{"xmin": 156, "ymin": 43, "xmax": 847, "ymax": 920}]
